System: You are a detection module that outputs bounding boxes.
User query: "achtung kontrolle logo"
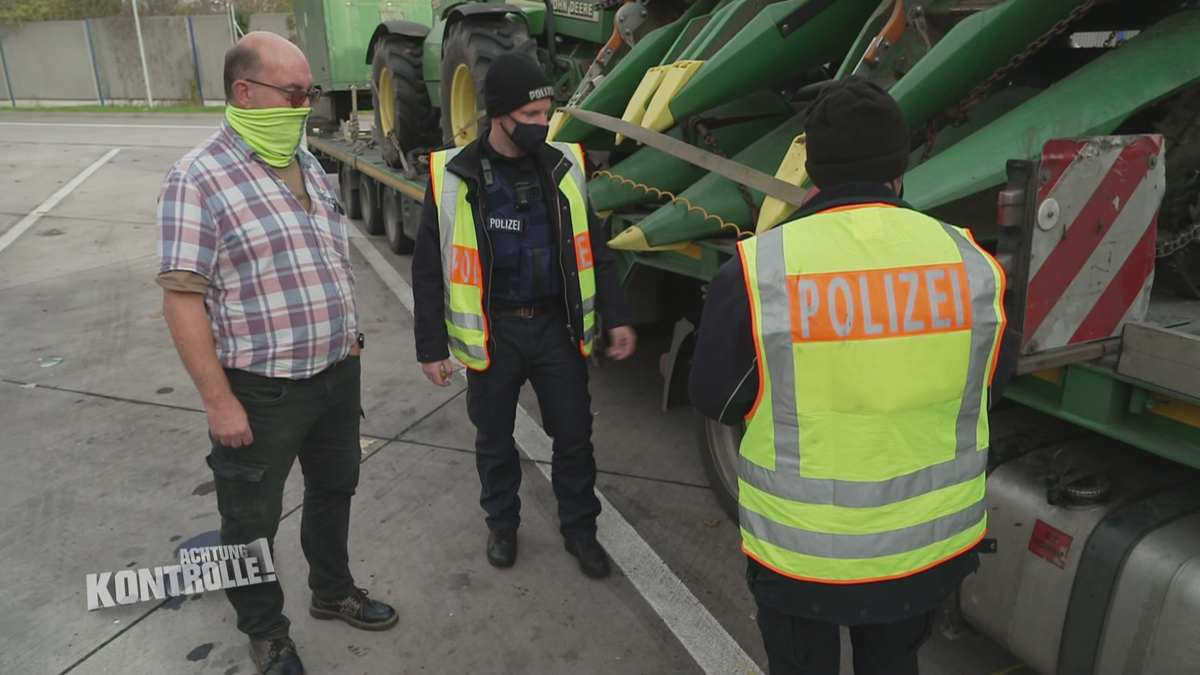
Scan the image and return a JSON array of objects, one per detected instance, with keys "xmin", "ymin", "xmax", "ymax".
[{"xmin": 86, "ymin": 538, "xmax": 277, "ymax": 610}]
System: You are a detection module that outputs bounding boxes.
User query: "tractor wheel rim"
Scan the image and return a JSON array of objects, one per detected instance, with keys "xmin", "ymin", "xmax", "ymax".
[
  {"xmin": 378, "ymin": 67, "xmax": 395, "ymax": 138},
  {"xmin": 450, "ymin": 63, "xmax": 477, "ymax": 147}
]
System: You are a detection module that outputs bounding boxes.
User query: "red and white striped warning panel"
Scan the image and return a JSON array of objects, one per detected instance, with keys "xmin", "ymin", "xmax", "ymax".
[{"xmin": 1021, "ymin": 136, "xmax": 1165, "ymax": 355}]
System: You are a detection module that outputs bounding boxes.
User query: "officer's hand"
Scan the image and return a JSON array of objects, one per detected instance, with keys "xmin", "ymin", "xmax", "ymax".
[
  {"xmin": 207, "ymin": 394, "xmax": 254, "ymax": 448},
  {"xmin": 606, "ymin": 325, "xmax": 637, "ymax": 361},
  {"xmin": 422, "ymin": 359, "xmax": 455, "ymax": 387}
]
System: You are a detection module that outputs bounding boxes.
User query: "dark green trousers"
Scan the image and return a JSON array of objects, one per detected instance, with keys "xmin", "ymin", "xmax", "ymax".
[{"xmin": 206, "ymin": 356, "xmax": 362, "ymax": 641}]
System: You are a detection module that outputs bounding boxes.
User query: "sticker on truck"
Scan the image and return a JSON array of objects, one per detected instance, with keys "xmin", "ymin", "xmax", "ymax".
[{"xmin": 1028, "ymin": 519, "xmax": 1074, "ymax": 568}]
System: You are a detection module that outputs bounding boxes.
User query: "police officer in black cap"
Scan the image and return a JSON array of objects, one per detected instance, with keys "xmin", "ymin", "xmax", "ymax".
[{"xmin": 412, "ymin": 52, "xmax": 635, "ymax": 578}]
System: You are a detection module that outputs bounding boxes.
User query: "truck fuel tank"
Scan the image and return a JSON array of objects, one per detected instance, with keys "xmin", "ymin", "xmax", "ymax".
[{"xmin": 963, "ymin": 438, "xmax": 1200, "ymax": 674}]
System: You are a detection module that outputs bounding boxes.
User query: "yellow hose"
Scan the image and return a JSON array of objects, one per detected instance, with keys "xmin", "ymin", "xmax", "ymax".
[{"xmin": 592, "ymin": 170, "xmax": 755, "ymax": 239}]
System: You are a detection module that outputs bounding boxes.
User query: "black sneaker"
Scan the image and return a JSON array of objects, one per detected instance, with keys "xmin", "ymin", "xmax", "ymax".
[
  {"xmin": 487, "ymin": 529, "xmax": 518, "ymax": 568},
  {"xmin": 564, "ymin": 538, "xmax": 611, "ymax": 578},
  {"xmin": 309, "ymin": 588, "xmax": 398, "ymax": 631},
  {"xmin": 249, "ymin": 636, "xmax": 304, "ymax": 675}
]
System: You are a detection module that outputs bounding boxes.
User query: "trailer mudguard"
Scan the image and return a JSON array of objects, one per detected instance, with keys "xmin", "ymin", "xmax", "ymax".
[{"xmin": 446, "ymin": 3, "xmax": 529, "ymax": 28}]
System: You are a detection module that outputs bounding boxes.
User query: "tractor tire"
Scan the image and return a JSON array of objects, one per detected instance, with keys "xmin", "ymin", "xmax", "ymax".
[
  {"xmin": 439, "ymin": 16, "xmax": 537, "ymax": 147},
  {"xmin": 359, "ymin": 174, "xmax": 384, "ymax": 235},
  {"xmin": 382, "ymin": 188, "xmax": 415, "ymax": 254},
  {"xmin": 694, "ymin": 410, "xmax": 742, "ymax": 521},
  {"xmin": 372, "ymin": 34, "xmax": 440, "ymax": 169}
]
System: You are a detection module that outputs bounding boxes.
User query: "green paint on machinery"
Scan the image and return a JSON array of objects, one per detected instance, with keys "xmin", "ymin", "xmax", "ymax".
[
  {"xmin": 296, "ymin": 0, "xmax": 1200, "ymax": 464},
  {"xmin": 588, "ymin": 90, "xmax": 793, "ymax": 211}
]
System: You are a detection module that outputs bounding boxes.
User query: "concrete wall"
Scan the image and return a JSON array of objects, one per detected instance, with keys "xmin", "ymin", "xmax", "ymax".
[
  {"xmin": 0, "ymin": 25, "xmax": 12, "ymax": 103},
  {"xmin": 0, "ymin": 20, "xmax": 98, "ymax": 103},
  {"xmin": 249, "ymin": 13, "xmax": 292, "ymax": 39},
  {"xmin": 0, "ymin": 13, "xmax": 285, "ymax": 106},
  {"xmin": 191, "ymin": 15, "xmax": 233, "ymax": 103}
]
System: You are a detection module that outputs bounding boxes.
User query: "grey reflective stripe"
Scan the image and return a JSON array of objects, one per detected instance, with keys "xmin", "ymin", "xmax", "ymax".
[
  {"xmin": 437, "ymin": 149, "xmax": 472, "ymax": 327},
  {"xmin": 554, "ymin": 142, "xmax": 589, "ymax": 194},
  {"xmin": 752, "ymin": 227, "xmax": 804, "ymax": 492},
  {"xmin": 450, "ymin": 310, "xmax": 485, "ymax": 331},
  {"xmin": 941, "ymin": 222, "xmax": 1002, "ymax": 464},
  {"xmin": 740, "ymin": 500, "xmax": 986, "ymax": 560},
  {"xmin": 743, "ymin": 221, "xmax": 997, "ymax": 509},
  {"xmin": 554, "ymin": 142, "xmax": 597, "ymax": 347},
  {"xmin": 739, "ymin": 451, "xmax": 986, "ymax": 508},
  {"xmin": 438, "ymin": 163, "xmax": 460, "ymax": 312},
  {"xmin": 448, "ymin": 335, "xmax": 487, "ymax": 362}
]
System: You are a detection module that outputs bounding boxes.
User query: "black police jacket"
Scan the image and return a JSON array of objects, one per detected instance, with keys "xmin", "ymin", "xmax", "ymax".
[{"xmin": 412, "ymin": 138, "xmax": 632, "ymax": 364}]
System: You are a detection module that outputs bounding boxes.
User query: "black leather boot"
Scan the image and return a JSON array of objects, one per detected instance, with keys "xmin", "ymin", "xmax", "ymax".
[
  {"xmin": 309, "ymin": 588, "xmax": 398, "ymax": 630},
  {"xmin": 564, "ymin": 538, "xmax": 611, "ymax": 578},
  {"xmin": 249, "ymin": 636, "xmax": 304, "ymax": 675},
  {"xmin": 487, "ymin": 530, "xmax": 518, "ymax": 568}
]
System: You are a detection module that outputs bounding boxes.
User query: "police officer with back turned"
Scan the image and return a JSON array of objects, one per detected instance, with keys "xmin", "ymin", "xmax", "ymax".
[
  {"xmin": 412, "ymin": 53, "xmax": 636, "ymax": 578},
  {"xmin": 690, "ymin": 77, "xmax": 1015, "ymax": 675}
]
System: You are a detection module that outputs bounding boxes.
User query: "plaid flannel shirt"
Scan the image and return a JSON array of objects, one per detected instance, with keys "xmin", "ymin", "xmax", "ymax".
[{"xmin": 156, "ymin": 122, "xmax": 358, "ymax": 380}]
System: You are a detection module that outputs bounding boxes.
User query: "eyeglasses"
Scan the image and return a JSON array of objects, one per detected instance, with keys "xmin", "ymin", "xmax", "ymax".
[{"xmin": 245, "ymin": 79, "xmax": 322, "ymax": 108}]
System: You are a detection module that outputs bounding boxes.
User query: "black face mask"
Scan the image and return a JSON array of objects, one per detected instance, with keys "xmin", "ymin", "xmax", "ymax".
[{"xmin": 505, "ymin": 117, "xmax": 548, "ymax": 155}]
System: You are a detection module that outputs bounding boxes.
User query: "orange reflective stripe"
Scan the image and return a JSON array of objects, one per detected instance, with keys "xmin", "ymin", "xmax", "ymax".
[
  {"xmin": 450, "ymin": 244, "xmax": 483, "ymax": 287},
  {"xmin": 574, "ymin": 232, "xmax": 594, "ymax": 271},
  {"xmin": 816, "ymin": 202, "xmax": 898, "ymax": 215},
  {"xmin": 786, "ymin": 263, "xmax": 972, "ymax": 343}
]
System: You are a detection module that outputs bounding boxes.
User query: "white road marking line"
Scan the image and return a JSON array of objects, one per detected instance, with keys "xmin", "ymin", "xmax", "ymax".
[
  {"xmin": 346, "ymin": 233, "xmax": 763, "ymax": 675},
  {"xmin": 0, "ymin": 148, "xmax": 121, "ymax": 256},
  {"xmin": 349, "ymin": 233, "xmax": 414, "ymax": 312},
  {"xmin": 0, "ymin": 122, "xmax": 217, "ymax": 130}
]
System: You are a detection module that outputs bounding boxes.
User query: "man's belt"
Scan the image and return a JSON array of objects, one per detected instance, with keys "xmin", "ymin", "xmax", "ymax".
[{"xmin": 496, "ymin": 306, "xmax": 549, "ymax": 319}]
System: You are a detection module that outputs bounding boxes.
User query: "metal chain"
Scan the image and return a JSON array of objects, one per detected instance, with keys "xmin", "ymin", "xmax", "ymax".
[
  {"xmin": 921, "ymin": 0, "xmax": 1103, "ymax": 160},
  {"xmin": 691, "ymin": 117, "xmax": 762, "ymax": 224},
  {"xmin": 1157, "ymin": 222, "xmax": 1200, "ymax": 257}
]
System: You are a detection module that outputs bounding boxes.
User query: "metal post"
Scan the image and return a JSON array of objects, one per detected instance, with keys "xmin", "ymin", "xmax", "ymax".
[
  {"xmin": 187, "ymin": 15, "xmax": 205, "ymax": 105},
  {"xmin": 85, "ymin": 19, "xmax": 105, "ymax": 106},
  {"xmin": 130, "ymin": 0, "xmax": 154, "ymax": 107},
  {"xmin": 0, "ymin": 32, "xmax": 14, "ymax": 107}
]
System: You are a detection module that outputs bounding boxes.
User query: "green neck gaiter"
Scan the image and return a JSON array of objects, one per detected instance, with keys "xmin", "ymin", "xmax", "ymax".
[{"xmin": 225, "ymin": 105, "xmax": 310, "ymax": 168}]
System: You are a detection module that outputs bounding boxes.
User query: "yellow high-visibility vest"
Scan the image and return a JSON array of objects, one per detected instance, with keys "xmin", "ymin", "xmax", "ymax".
[
  {"xmin": 738, "ymin": 203, "xmax": 1006, "ymax": 583},
  {"xmin": 429, "ymin": 142, "xmax": 598, "ymax": 370}
]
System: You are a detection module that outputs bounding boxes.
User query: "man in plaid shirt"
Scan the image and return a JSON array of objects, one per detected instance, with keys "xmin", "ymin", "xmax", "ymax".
[{"xmin": 157, "ymin": 32, "xmax": 395, "ymax": 675}]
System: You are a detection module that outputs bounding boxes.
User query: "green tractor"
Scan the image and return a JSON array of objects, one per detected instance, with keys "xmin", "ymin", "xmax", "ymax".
[{"xmin": 295, "ymin": 0, "xmax": 667, "ymax": 164}]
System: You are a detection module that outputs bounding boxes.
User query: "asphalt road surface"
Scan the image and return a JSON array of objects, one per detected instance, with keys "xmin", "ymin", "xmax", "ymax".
[{"xmin": 0, "ymin": 111, "xmax": 1035, "ymax": 675}]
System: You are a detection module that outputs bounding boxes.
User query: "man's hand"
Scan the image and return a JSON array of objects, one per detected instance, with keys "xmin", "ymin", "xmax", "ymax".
[
  {"xmin": 207, "ymin": 394, "xmax": 254, "ymax": 448},
  {"xmin": 422, "ymin": 359, "xmax": 454, "ymax": 387},
  {"xmin": 606, "ymin": 325, "xmax": 637, "ymax": 360}
]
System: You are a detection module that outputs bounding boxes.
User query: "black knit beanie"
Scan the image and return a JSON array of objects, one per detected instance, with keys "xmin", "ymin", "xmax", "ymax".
[
  {"xmin": 484, "ymin": 53, "xmax": 554, "ymax": 119},
  {"xmin": 804, "ymin": 76, "xmax": 910, "ymax": 188}
]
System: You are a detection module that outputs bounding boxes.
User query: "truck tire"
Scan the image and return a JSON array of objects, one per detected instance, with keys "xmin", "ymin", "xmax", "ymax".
[
  {"xmin": 382, "ymin": 188, "xmax": 415, "ymax": 254},
  {"xmin": 339, "ymin": 162, "xmax": 361, "ymax": 220},
  {"xmin": 694, "ymin": 410, "xmax": 743, "ymax": 521},
  {"xmin": 372, "ymin": 34, "xmax": 440, "ymax": 168},
  {"xmin": 359, "ymin": 174, "xmax": 385, "ymax": 235},
  {"xmin": 439, "ymin": 16, "xmax": 537, "ymax": 147}
]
